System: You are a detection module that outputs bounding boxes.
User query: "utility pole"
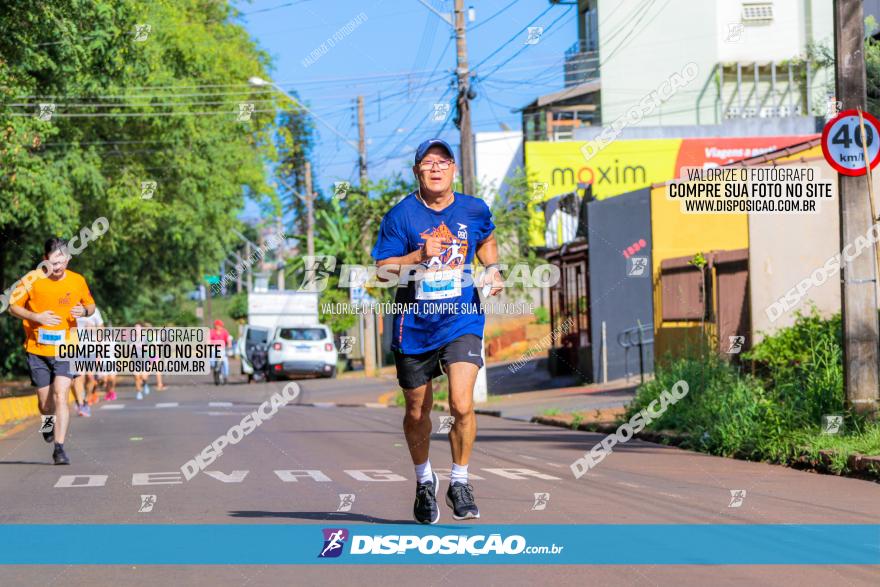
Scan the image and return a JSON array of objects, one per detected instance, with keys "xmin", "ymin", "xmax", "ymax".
[
  {"xmin": 454, "ymin": 0, "xmax": 475, "ymax": 195},
  {"xmin": 357, "ymin": 95, "xmax": 368, "ymax": 187},
  {"xmin": 205, "ymin": 280, "xmax": 213, "ymax": 326},
  {"xmin": 276, "ymin": 217, "xmax": 285, "ymax": 291},
  {"xmin": 304, "ymin": 161, "xmax": 315, "ymax": 259},
  {"xmin": 245, "ymin": 241, "xmax": 253, "ymax": 293},
  {"xmin": 356, "ymin": 93, "xmax": 380, "ymax": 370},
  {"xmin": 834, "ymin": 0, "xmax": 879, "ymax": 417}
]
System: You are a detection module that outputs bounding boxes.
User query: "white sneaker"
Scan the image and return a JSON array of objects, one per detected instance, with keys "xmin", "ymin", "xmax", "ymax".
[
  {"xmin": 136, "ymin": 391, "xmax": 143, "ymax": 400},
  {"xmin": 143, "ymin": 384, "xmax": 151, "ymax": 395}
]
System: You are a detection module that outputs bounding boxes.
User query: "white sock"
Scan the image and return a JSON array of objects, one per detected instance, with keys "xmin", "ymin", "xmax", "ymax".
[
  {"xmin": 415, "ymin": 460, "xmax": 433, "ymax": 484},
  {"xmin": 450, "ymin": 463, "xmax": 468, "ymax": 485}
]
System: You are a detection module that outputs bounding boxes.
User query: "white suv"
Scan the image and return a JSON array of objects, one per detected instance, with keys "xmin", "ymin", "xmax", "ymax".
[{"xmin": 267, "ymin": 324, "xmax": 337, "ymax": 380}]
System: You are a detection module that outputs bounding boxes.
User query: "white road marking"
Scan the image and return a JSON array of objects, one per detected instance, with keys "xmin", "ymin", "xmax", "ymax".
[
  {"xmin": 55, "ymin": 475, "xmax": 107, "ymax": 488},
  {"xmin": 547, "ymin": 463, "xmax": 564, "ymax": 468},
  {"xmin": 204, "ymin": 470, "xmax": 249, "ymax": 483},
  {"xmin": 482, "ymin": 468, "xmax": 562, "ymax": 480},
  {"xmin": 55, "ymin": 467, "xmax": 577, "ymax": 488},
  {"xmin": 617, "ymin": 482, "xmax": 643, "ymax": 489},
  {"xmin": 100, "ymin": 404, "xmax": 125, "ymax": 410},
  {"xmin": 658, "ymin": 492, "xmax": 685, "ymax": 499},
  {"xmin": 364, "ymin": 402, "xmax": 387, "ymax": 408},
  {"xmin": 132, "ymin": 472, "xmax": 183, "ymax": 485},
  {"xmin": 519, "ymin": 454, "xmax": 537, "ymax": 460},
  {"xmin": 209, "ymin": 402, "xmax": 233, "ymax": 407},
  {"xmin": 434, "ymin": 468, "xmax": 485, "ymax": 481},
  {"xmin": 155, "ymin": 402, "xmax": 178, "ymax": 408},
  {"xmin": 312, "ymin": 402, "xmax": 335, "ymax": 408},
  {"xmin": 275, "ymin": 470, "xmax": 332, "ymax": 482},
  {"xmin": 344, "ymin": 469, "xmax": 407, "ymax": 482}
]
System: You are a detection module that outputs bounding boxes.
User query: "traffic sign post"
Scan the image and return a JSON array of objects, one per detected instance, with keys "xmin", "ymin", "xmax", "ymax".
[{"xmin": 821, "ymin": 108, "xmax": 880, "ymax": 176}]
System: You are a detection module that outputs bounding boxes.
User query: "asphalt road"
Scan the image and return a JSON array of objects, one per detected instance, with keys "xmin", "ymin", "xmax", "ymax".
[{"xmin": 0, "ymin": 374, "xmax": 878, "ymax": 585}]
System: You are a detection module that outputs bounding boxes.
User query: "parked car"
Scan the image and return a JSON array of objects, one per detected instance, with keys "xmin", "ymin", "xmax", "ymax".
[{"xmin": 267, "ymin": 324, "xmax": 337, "ymax": 379}]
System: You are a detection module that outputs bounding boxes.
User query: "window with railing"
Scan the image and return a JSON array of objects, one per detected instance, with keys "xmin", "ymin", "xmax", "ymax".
[{"xmin": 564, "ymin": 8, "xmax": 599, "ymax": 88}]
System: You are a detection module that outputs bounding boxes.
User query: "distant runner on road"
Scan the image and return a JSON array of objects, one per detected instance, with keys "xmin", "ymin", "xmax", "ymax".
[
  {"xmin": 72, "ymin": 305, "xmax": 104, "ymax": 417},
  {"xmin": 372, "ymin": 138, "xmax": 503, "ymax": 524},
  {"xmin": 133, "ymin": 322, "xmax": 167, "ymax": 399},
  {"xmin": 9, "ymin": 237, "xmax": 97, "ymax": 465},
  {"xmin": 210, "ymin": 319, "xmax": 232, "ymax": 382}
]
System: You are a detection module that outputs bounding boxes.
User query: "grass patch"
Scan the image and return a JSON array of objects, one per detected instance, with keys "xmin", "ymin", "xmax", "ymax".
[
  {"xmin": 541, "ymin": 408, "xmax": 561, "ymax": 417},
  {"xmin": 626, "ymin": 309, "xmax": 879, "ymax": 474}
]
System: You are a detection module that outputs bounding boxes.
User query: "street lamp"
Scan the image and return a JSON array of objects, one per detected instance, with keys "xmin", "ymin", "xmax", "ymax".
[{"xmin": 247, "ymin": 76, "xmax": 359, "ymax": 151}]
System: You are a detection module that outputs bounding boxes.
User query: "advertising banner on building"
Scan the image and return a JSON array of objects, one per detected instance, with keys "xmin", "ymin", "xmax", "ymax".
[{"xmin": 525, "ymin": 135, "xmax": 816, "ymax": 246}]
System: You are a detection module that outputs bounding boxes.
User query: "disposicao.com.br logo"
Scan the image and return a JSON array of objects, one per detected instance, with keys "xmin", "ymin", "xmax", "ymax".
[{"xmin": 318, "ymin": 528, "xmax": 564, "ymax": 558}]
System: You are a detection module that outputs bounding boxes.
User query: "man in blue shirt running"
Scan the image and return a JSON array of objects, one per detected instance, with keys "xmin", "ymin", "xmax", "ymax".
[{"xmin": 372, "ymin": 138, "xmax": 503, "ymax": 524}]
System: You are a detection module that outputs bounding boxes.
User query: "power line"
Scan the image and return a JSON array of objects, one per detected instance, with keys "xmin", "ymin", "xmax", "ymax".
[
  {"xmin": 469, "ymin": 3, "xmax": 556, "ymax": 73},
  {"xmin": 7, "ymin": 108, "xmax": 277, "ymax": 119},
  {"xmin": 7, "ymin": 98, "xmax": 280, "ymax": 109},
  {"xmin": 469, "ymin": 0, "xmax": 522, "ymax": 31},
  {"xmin": 477, "ymin": 5, "xmax": 574, "ymax": 81},
  {"xmin": 239, "ymin": 0, "xmax": 315, "ymax": 16}
]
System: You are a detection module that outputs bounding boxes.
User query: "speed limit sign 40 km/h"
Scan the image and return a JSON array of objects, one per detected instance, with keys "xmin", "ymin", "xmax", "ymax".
[{"xmin": 821, "ymin": 108, "xmax": 880, "ymax": 176}]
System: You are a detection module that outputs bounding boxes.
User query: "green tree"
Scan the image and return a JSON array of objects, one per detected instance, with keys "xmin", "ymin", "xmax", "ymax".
[
  {"xmin": 0, "ymin": 0, "xmax": 286, "ymax": 375},
  {"xmin": 491, "ymin": 168, "xmax": 542, "ymax": 301}
]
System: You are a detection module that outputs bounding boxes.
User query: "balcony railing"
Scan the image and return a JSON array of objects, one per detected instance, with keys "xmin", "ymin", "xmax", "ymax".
[{"xmin": 564, "ymin": 41, "xmax": 599, "ymax": 88}]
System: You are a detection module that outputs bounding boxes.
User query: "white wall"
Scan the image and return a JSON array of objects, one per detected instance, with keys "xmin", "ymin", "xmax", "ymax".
[
  {"xmin": 716, "ymin": 0, "xmax": 806, "ymax": 62},
  {"xmin": 598, "ymin": 0, "xmax": 833, "ymax": 125},
  {"xmin": 749, "ymin": 158, "xmax": 880, "ymax": 343},
  {"xmin": 598, "ymin": 0, "xmax": 717, "ymax": 126},
  {"xmin": 475, "ymin": 131, "xmax": 523, "ymax": 208}
]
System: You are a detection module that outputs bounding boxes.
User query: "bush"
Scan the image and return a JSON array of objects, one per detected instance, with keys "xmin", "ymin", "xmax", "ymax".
[
  {"xmin": 228, "ymin": 293, "xmax": 248, "ymax": 322},
  {"xmin": 533, "ymin": 306, "xmax": 549, "ymax": 324},
  {"xmin": 625, "ymin": 310, "xmax": 876, "ymax": 470},
  {"xmin": 744, "ymin": 308, "xmax": 841, "ymax": 382},
  {"xmin": 626, "ymin": 352, "xmax": 777, "ymax": 459},
  {"xmin": 744, "ymin": 309, "xmax": 844, "ymax": 429}
]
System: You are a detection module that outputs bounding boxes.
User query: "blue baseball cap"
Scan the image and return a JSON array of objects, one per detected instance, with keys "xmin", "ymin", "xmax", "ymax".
[{"xmin": 414, "ymin": 139, "xmax": 455, "ymax": 165}]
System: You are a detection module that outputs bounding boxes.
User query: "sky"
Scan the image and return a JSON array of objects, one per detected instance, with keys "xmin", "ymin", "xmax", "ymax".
[{"xmin": 233, "ymin": 0, "xmax": 579, "ymax": 204}]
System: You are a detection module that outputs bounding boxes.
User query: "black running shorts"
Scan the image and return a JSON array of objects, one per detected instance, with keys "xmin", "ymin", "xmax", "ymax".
[
  {"xmin": 393, "ymin": 333, "xmax": 483, "ymax": 390},
  {"xmin": 27, "ymin": 352, "xmax": 74, "ymax": 388}
]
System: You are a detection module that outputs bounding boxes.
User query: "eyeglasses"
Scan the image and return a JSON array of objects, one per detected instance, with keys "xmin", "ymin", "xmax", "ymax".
[{"xmin": 418, "ymin": 159, "xmax": 453, "ymax": 170}]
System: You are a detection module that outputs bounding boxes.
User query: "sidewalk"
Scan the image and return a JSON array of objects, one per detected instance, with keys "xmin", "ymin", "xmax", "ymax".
[{"xmin": 481, "ymin": 357, "xmax": 641, "ymax": 421}]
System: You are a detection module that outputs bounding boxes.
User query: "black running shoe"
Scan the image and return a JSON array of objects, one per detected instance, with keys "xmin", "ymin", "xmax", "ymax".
[
  {"xmin": 40, "ymin": 416, "xmax": 55, "ymax": 443},
  {"xmin": 53, "ymin": 446, "xmax": 70, "ymax": 465},
  {"xmin": 413, "ymin": 471, "xmax": 440, "ymax": 524},
  {"xmin": 446, "ymin": 482, "xmax": 480, "ymax": 520}
]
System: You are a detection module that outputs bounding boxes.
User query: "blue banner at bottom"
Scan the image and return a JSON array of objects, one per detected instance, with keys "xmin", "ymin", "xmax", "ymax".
[{"xmin": 1, "ymin": 524, "xmax": 878, "ymax": 565}]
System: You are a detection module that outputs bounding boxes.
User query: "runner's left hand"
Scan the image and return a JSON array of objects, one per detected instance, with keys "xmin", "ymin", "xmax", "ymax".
[
  {"xmin": 70, "ymin": 303, "xmax": 85, "ymax": 318},
  {"xmin": 484, "ymin": 266, "xmax": 504, "ymax": 297}
]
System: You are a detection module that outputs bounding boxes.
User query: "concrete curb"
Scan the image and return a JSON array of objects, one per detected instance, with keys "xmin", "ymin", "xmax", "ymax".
[
  {"xmin": 376, "ymin": 390, "xmax": 398, "ymax": 406},
  {"xmin": 530, "ymin": 415, "xmax": 690, "ymax": 445},
  {"xmin": 530, "ymin": 415, "xmax": 880, "ymax": 481},
  {"xmin": 299, "ymin": 402, "xmax": 390, "ymax": 409},
  {"xmin": 792, "ymin": 449, "xmax": 880, "ymax": 478},
  {"xmin": 0, "ymin": 390, "xmax": 101, "ymax": 438},
  {"xmin": 0, "ymin": 390, "xmax": 79, "ymax": 427}
]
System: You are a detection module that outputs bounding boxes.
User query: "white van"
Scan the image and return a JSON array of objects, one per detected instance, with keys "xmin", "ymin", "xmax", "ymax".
[{"xmin": 237, "ymin": 292, "xmax": 337, "ymax": 379}]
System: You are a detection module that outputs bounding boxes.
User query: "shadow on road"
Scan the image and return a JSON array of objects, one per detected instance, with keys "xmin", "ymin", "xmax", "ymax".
[
  {"xmin": 487, "ymin": 358, "xmax": 578, "ymax": 395},
  {"xmin": 228, "ymin": 510, "xmax": 415, "ymax": 525}
]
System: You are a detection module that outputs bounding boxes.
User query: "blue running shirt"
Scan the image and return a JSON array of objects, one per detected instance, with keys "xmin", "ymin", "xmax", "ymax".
[{"xmin": 371, "ymin": 192, "xmax": 496, "ymax": 354}]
